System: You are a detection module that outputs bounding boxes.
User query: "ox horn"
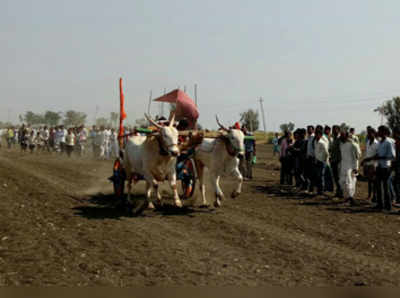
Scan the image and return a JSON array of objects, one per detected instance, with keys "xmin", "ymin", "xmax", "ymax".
[
  {"xmin": 169, "ymin": 112, "xmax": 176, "ymax": 127},
  {"xmin": 145, "ymin": 114, "xmax": 162, "ymax": 130},
  {"xmin": 216, "ymin": 115, "xmax": 228, "ymax": 131}
]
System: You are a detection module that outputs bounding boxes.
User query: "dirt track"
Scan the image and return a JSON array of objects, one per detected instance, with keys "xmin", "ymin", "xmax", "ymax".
[{"xmin": 1, "ymin": 145, "xmax": 400, "ymax": 286}]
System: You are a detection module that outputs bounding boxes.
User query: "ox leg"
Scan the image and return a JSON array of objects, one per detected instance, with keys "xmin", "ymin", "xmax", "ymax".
[
  {"xmin": 145, "ymin": 180, "xmax": 155, "ymax": 210},
  {"xmin": 211, "ymin": 174, "xmax": 224, "ymax": 208},
  {"xmin": 153, "ymin": 181, "xmax": 163, "ymax": 207},
  {"xmin": 197, "ymin": 164, "xmax": 209, "ymax": 207},
  {"xmin": 126, "ymin": 172, "xmax": 133, "ymax": 203},
  {"xmin": 231, "ymin": 166, "xmax": 243, "ymax": 199},
  {"xmin": 169, "ymin": 172, "xmax": 182, "ymax": 208}
]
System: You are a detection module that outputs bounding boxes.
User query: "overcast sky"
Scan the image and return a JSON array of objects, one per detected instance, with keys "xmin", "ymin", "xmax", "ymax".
[{"xmin": 2, "ymin": 0, "xmax": 400, "ymax": 131}]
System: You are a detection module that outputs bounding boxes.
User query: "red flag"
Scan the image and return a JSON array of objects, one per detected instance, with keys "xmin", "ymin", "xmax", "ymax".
[{"xmin": 119, "ymin": 78, "xmax": 127, "ymax": 142}]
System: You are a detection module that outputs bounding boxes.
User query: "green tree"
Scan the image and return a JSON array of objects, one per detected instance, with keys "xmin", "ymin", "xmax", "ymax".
[
  {"xmin": 96, "ymin": 117, "xmax": 110, "ymax": 127},
  {"xmin": 44, "ymin": 111, "xmax": 62, "ymax": 126},
  {"xmin": 0, "ymin": 121, "xmax": 12, "ymax": 128},
  {"xmin": 280, "ymin": 122, "xmax": 295, "ymax": 133},
  {"xmin": 63, "ymin": 110, "xmax": 87, "ymax": 127},
  {"xmin": 378, "ymin": 97, "xmax": 400, "ymax": 131},
  {"xmin": 23, "ymin": 111, "xmax": 44, "ymax": 125},
  {"xmin": 240, "ymin": 109, "xmax": 259, "ymax": 131}
]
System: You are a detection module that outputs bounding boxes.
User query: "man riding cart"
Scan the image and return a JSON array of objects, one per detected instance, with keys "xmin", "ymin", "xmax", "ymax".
[{"xmin": 109, "ymin": 82, "xmax": 201, "ymax": 215}]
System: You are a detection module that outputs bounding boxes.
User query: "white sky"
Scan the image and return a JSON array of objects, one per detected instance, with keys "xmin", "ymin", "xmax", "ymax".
[{"xmin": 2, "ymin": 0, "xmax": 400, "ymax": 131}]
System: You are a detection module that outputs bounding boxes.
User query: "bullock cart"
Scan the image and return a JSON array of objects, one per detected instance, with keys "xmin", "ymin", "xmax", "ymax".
[{"xmin": 109, "ymin": 129, "xmax": 209, "ymax": 203}]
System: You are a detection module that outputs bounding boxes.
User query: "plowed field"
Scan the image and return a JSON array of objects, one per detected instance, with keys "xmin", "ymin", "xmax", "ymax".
[{"xmin": 1, "ymin": 145, "xmax": 400, "ymax": 286}]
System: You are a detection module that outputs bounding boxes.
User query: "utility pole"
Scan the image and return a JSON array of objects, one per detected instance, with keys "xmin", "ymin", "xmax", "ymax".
[
  {"xmin": 7, "ymin": 108, "xmax": 10, "ymax": 123},
  {"xmin": 259, "ymin": 97, "xmax": 267, "ymax": 132},
  {"xmin": 147, "ymin": 90, "xmax": 152, "ymax": 116},
  {"xmin": 161, "ymin": 88, "xmax": 166, "ymax": 117},
  {"xmin": 194, "ymin": 84, "xmax": 198, "ymax": 107},
  {"xmin": 94, "ymin": 105, "xmax": 99, "ymax": 125}
]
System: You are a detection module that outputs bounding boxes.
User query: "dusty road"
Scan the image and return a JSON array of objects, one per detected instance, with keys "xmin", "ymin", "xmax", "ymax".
[{"xmin": 1, "ymin": 145, "xmax": 400, "ymax": 286}]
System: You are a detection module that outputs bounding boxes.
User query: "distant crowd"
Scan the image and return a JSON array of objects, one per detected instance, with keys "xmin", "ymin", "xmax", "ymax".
[
  {"xmin": 0, "ymin": 124, "xmax": 125, "ymax": 159},
  {"xmin": 272, "ymin": 125, "xmax": 399, "ymax": 213}
]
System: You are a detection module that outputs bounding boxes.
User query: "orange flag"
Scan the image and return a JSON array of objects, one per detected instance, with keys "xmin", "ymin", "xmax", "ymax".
[{"xmin": 119, "ymin": 78, "xmax": 127, "ymax": 141}]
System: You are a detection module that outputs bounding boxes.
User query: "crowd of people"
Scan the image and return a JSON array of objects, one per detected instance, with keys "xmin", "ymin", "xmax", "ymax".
[
  {"xmin": 1, "ymin": 124, "xmax": 122, "ymax": 159},
  {"xmin": 273, "ymin": 124, "xmax": 399, "ymax": 213}
]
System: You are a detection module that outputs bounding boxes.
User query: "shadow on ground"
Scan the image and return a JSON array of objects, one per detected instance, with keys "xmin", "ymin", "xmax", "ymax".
[{"xmin": 73, "ymin": 192, "xmax": 215, "ymax": 219}]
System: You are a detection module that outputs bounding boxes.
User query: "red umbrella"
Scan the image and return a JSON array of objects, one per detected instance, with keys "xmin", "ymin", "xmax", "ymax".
[{"xmin": 154, "ymin": 89, "xmax": 199, "ymax": 128}]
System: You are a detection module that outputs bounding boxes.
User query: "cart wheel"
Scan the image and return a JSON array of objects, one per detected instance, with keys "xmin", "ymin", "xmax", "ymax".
[
  {"xmin": 112, "ymin": 159, "xmax": 125, "ymax": 199},
  {"xmin": 180, "ymin": 158, "xmax": 196, "ymax": 199}
]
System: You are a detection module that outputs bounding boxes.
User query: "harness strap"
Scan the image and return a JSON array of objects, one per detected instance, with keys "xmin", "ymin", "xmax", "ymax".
[{"xmin": 218, "ymin": 135, "xmax": 237, "ymax": 157}]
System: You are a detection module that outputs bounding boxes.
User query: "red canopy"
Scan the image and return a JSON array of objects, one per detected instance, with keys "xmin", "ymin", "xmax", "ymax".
[{"xmin": 154, "ymin": 89, "xmax": 199, "ymax": 128}]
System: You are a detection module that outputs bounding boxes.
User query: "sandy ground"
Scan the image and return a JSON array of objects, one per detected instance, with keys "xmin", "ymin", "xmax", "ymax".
[{"xmin": 1, "ymin": 144, "xmax": 400, "ymax": 286}]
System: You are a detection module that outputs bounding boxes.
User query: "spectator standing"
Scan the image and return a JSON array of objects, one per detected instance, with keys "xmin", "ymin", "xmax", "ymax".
[
  {"xmin": 364, "ymin": 128, "xmax": 378, "ymax": 203},
  {"xmin": 90, "ymin": 126, "xmax": 98, "ymax": 157},
  {"xmin": 291, "ymin": 129, "xmax": 306, "ymax": 189},
  {"xmin": 305, "ymin": 125, "xmax": 315, "ymax": 192},
  {"xmin": 60, "ymin": 125, "xmax": 67, "ymax": 153},
  {"xmin": 241, "ymin": 127, "xmax": 256, "ymax": 180},
  {"xmin": 272, "ymin": 133, "xmax": 280, "ymax": 157},
  {"xmin": 314, "ymin": 128, "xmax": 330, "ymax": 194},
  {"xmin": 27, "ymin": 130, "xmax": 36, "ymax": 153},
  {"xmin": 7, "ymin": 127, "xmax": 14, "ymax": 149},
  {"xmin": 391, "ymin": 127, "xmax": 400, "ymax": 206},
  {"xmin": 41, "ymin": 126, "xmax": 50, "ymax": 152},
  {"xmin": 349, "ymin": 128, "xmax": 359, "ymax": 144},
  {"xmin": 279, "ymin": 131, "xmax": 293, "ymax": 185},
  {"xmin": 330, "ymin": 125, "xmax": 343, "ymax": 197},
  {"xmin": 362, "ymin": 125, "xmax": 395, "ymax": 212},
  {"xmin": 55, "ymin": 126, "xmax": 63, "ymax": 152},
  {"xmin": 339, "ymin": 131, "xmax": 361, "ymax": 205},
  {"xmin": 65, "ymin": 128, "xmax": 75, "ymax": 157}
]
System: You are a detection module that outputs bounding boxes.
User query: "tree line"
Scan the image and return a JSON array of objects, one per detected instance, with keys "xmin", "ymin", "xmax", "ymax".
[{"xmin": 13, "ymin": 110, "xmax": 120, "ymax": 128}]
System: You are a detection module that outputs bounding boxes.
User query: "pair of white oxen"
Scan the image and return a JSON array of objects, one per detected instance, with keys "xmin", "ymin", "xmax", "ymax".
[{"xmin": 123, "ymin": 114, "xmax": 245, "ymax": 209}]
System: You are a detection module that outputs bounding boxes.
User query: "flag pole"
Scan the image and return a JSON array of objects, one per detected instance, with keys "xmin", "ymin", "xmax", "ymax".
[
  {"xmin": 119, "ymin": 78, "xmax": 127, "ymax": 151},
  {"xmin": 147, "ymin": 90, "xmax": 152, "ymax": 116}
]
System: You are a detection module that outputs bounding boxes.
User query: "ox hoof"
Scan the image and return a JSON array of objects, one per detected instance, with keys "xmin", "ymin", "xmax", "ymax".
[
  {"xmin": 199, "ymin": 204, "xmax": 210, "ymax": 209},
  {"xmin": 231, "ymin": 191, "xmax": 241, "ymax": 199},
  {"xmin": 155, "ymin": 199, "xmax": 163, "ymax": 208},
  {"xmin": 147, "ymin": 202, "xmax": 155, "ymax": 210},
  {"xmin": 175, "ymin": 200, "xmax": 183, "ymax": 208},
  {"xmin": 214, "ymin": 200, "xmax": 222, "ymax": 208}
]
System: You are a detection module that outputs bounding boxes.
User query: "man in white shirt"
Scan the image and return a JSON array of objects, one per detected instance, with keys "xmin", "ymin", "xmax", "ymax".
[
  {"xmin": 95, "ymin": 126, "xmax": 106, "ymax": 159},
  {"xmin": 41, "ymin": 126, "xmax": 50, "ymax": 152},
  {"xmin": 104, "ymin": 127, "xmax": 112, "ymax": 159},
  {"xmin": 55, "ymin": 126, "xmax": 63, "ymax": 152},
  {"xmin": 314, "ymin": 128, "xmax": 330, "ymax": 195},
  {"xmin": 364, "ymin": 127, "xmax": 379, "ymax": 202},
  {"xmin": 59, "ymin": 125, "xmax": 67, "ymax": 153},
  {"xmin": 110, "ymin": 128, "xmax": 119, "ymax": 159},
  {"xmin": 340, "ymin": 131, "xmax": 361, "ymax": 205},
  {"xmin": 305, "ymin": 125, "xmax": 315, "ymax": 192}
]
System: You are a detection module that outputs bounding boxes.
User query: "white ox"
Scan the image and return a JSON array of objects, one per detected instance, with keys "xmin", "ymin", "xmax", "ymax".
[
  {"xmin": 123, "ymin": 114, "xmax": 182, "ymax": 209},
  {"xmin": 194, "ymin": 117, "xmax": 245, "ymax": 207}
]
